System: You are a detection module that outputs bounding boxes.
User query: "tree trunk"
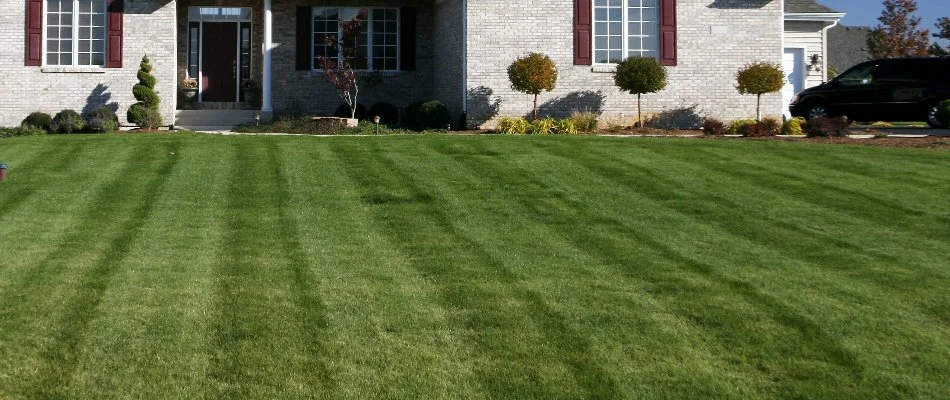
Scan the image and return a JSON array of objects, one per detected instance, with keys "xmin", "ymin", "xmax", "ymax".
[
  {"xmin": 755, "ymin": 94, "xmax": 762, "ymax": 122},
  {"xmin": 637, "ymin": 93, "xmax": 642, "ymax": 128},
  {"xmin": 533, "ymin": 94, "xmax": 539, "ymax": 121}
]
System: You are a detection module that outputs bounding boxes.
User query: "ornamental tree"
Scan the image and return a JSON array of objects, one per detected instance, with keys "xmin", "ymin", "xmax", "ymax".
[
  {"xmin": 507, "ymin": 52, "xmax": 557, "ymax": 121},
  {"xmin": 867, "ymin": 0, "xmax": 930, "ymax": 58},
  {"xmin": 613, "ymin": 56, "xmax": 667, "ymax": 128},
  {"xmin": 318, "ymin": 9, "xmax": 367, "ymax": 119},
  {"xmin": 735, "ymin": 62, "xmax": 784, "ymax": 121},
  {"xmin": 127, "ymin": 54, "xmax": 163, "ymax": 129},
  {"xmin": 929, "ymin": 17, "xmax": 950, "ymax": 56}
]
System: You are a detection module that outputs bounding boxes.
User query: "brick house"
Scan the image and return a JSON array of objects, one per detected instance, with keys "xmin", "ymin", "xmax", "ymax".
[{"xmin": 2, "ymin": 0, "xmax": 798, "ymax": 129}]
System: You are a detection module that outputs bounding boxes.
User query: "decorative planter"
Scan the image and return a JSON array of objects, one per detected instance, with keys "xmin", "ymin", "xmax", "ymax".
[
  {"xmin": 312, "ymin": 117, "xmax": 359, "ymax": 128},
  {"xmin": 242, "ymin": 87, "xmax": 261, "ymax": 105}
]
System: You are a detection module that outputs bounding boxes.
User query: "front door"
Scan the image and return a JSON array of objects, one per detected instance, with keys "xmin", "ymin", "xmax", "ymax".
[
  {"xmin": 201, "ymin": 22, "xmax": 238, "ymax": 102},
  {"xmin": 782, "ymin": 48, "xmax": 805, "ymax": 118}
]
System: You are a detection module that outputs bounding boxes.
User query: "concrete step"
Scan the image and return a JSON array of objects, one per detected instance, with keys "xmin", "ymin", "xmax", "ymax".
[
  {"xmin": 176, "ymin": 125, "xmax": 235, "ymax": 132},
  {"xmin": 174, "ymin": 110, "xmax": 259, "ymax": 128}
]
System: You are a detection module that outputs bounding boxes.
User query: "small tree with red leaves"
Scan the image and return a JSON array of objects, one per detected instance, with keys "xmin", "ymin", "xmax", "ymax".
[{"xmin": 318, "ymin": 10, "xmax": 368, "ymax": 119}]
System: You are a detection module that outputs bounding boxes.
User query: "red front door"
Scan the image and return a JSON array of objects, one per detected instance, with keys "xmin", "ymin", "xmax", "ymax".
[{"xmin": 201, "ymin": 22, "xmax": 238, "ymax": 102}]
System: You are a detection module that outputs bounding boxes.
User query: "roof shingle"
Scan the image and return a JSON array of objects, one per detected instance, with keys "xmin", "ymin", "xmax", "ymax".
[{"xmin": 785, "ymin": 0, "xmax": 837, "ymax": 13}]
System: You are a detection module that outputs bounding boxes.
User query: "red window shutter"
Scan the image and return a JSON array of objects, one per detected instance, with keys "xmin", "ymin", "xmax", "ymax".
[
  {"xmin": 659, "ymin": 0, "xmax": 677, "ymax": 66},
  {"xmin": 107, "ymin": 0, "xmax": 124, "ymax": 68},
  {"xmin": 574, "ymin": 0, "xmax": 592, "ymax": 65},
  {"xmin": 25, "ymin": 0, "xmax": 43, "ymax": 66}
]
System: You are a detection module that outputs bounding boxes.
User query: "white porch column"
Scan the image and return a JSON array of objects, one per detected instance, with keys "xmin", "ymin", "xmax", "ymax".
[{"xmin": 262, "ymin": 0, "xmax": 273, "ymax": 114}]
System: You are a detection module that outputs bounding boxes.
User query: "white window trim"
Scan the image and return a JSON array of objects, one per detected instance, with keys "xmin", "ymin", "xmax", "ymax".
[
  {"xmin": 310, "ymin": 7, "xmax": 400, "ymax": 72},
  {"xmin": 591, "ymin": 0, "xmax": 660, "ymax": 66},
  {"xmin": 42, "ymin": 0, "xmax": 108, "ymax": 69}
]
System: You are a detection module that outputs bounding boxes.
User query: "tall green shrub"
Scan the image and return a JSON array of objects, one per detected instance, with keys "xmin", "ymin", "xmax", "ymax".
[
  {"xmin": 936, "ymin": 99, "xmax": 950, "ymax": 129},
  {"xmin": 613, "ymin": 56, "xmax": 667, "ymax": 127},
  {"xmin": 51, "ymin": 110, "xmax": 85, "ymax": 134},
  {"xmin": 127, "ymin": 55, "xmax": 163, "ymax": 129},
  {"xmin": 736, "ymin": 62, "xmax": 784, "ymax": 121},
  {"xmin": 21, "ymin": 112, "xmax": 53, "ymax": 132},
  {"xmin": 507, "ymin": 52, "xmax": 558, "ymax": 121}
]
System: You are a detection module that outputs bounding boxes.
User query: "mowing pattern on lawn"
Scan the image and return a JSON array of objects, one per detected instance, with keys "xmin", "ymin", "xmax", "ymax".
[{"xmin": 0, "ymin": 134, "xmax": 948, "ymax": 398}]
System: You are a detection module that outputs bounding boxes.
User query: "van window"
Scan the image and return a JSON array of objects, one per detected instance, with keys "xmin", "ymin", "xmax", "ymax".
[
  {"xmin": 875, "ymin": 61, "xmax": 925, "ymax": 84},
  {"xmin": 838, "ymin": 64, "xmax": 875, "ymax": 86}
]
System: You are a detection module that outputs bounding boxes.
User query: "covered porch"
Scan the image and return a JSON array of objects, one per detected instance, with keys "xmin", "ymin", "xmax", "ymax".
[{"xmin": 174, "ymin": 0, "xmax": 465, "ymax": 127}]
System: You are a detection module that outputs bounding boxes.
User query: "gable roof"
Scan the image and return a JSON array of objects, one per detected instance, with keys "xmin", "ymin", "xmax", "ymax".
[
  {"xmin": 828, "ymin": 25, "xmax": 872, "ymax": 72},
  {"xmin": 785, "ymin": 0, "xmax": 836, "ymax": 13}
]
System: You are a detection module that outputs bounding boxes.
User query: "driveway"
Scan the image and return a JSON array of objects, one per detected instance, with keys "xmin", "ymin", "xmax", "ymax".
[{"xmin": 850, "ymin": 126, "xmax": 950, "ymax": 137}]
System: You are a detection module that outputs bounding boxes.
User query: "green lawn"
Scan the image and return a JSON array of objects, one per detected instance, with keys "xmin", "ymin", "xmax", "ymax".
[{"xmin": 0, "ymin": 134, "xmax": 948, "ymax": 399}]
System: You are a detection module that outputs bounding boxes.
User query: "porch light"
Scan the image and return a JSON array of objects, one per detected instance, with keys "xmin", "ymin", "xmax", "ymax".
[{"xmin": 809, "ymin": 54, "xmax": 822, "ymax": 73}]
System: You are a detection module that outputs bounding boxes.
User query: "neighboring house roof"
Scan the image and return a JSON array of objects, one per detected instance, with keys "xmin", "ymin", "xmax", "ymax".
[
  {"xmin": 785, "ymin": 0, "xmax": 836, "ymax": 13},
  {"xmin": 828, "ymin": 25, "xmax": 873, "ymax": 73}
]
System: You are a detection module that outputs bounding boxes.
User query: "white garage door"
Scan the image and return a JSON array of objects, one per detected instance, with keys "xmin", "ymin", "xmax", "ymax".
[{"xmin": 782, "ymin": 48, "xmax": 805, "ymax": 118}]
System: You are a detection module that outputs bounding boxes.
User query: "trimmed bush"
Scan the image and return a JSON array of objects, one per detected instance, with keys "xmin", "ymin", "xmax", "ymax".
[
  {"xmin": 726, "ymin": 119, "xmax": 757, "ymax": 135},
  {"xmin": 736, "ymin": 62, "xmax": 785, "ymax": 121},
  {"xmin": 755, "ymin": 117, "xmax": 782, "ymax": 137},
  {"xmin": 85, "ymin": 106, "xmax": 119, "ymax": 133},
  {"xmin": 569, "ymin": 110, "xmax": 599, "ymax": 132},
  {"xmin": 369, "ymin": 102, "xmax": 399, "ymax": 125},
  {"xmin": 334, "ymin": 103, "xmax": 368, "ymax": 120},
  {"xmin": 614, "ymin": 56, "xmax": 668, "ymax": 127},
  {"xmin": 51, "ymin": 109, "xmax": 85, "ymax": 134},
  {"xmin": 507, "ymin": 52, "xmax": 558, "ymax": 120},
  {"xmin": 781, "ymin": 117, "xmax": 806, "ymax": 135},
  {"xmin": 937, "ymin": 99, "xmax": 950, "ymax": 128},
  {"xmin": 21, "ymin": 112, "xmax": 53, "ymax": 132},
  {"xmin": 128, "ymin": 55, "xmax": 163, "ymax": 129},
  {"xmin": 405, "ymin": 100, "xmax": 451, "ymax": 131},
  {"xmin": 127, "ymin": 107, "xmax": 163, "ymax": 131},
  {"xmin": 702, "ymin": 118, "xmax": 726, "ymax": 136},
  {"xmin": 804, "ymin": 116, "xmax": 852, "ymax": 137}
]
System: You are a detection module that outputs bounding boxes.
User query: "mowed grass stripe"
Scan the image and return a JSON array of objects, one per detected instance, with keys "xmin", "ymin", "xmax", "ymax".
[
  {"xmin": 418, "ymin": 137, "xmax": 766, "ymax": 397},
  {"xmin": 439, "ymin": 137, "xmax": 799, "ymax": 397},
  {"xmin": 207, "ymin": 138, "xmax": 334, "ymax": 397},
  {"xmin": 687, "ymin": 145, "xmax": 950, "ymax": 238},
  {"xmin": 0, "ymin": 134, "xmax": 946, "ymax": 398},
  {"xmin": 533, "ymin": 138, "xmax": 943, "ymax": 395},
  {"xmin": 10, "ymin": 139, "xmax": 181, "ymax": 397},
  {"xmin": 637, "ymin": 143, "xmax": 950, "ymax": 305},
  {"xmin": 537, "ymin": 139, "xmax": 894, "ymax": 397},
  {"xmin": 330, "ymin": 138, "xmax": 620, "ymax": 399},
  {"xmin": 279, "ymin": 141, "xmax": 477, "ymax": 398},
  {"xmin": 0, "ymin": 139, "xmax": 149, "ymax": 325},
  {"xmin": 0, "ymin": 140, "xmax": 85, "ymax": 221},
  {"xmin": 412, "ymin": 137, "xmax": 757, "ymax": 397},
  {"xmin": 60, "ymin": 136, "xmax": 232, "ymax": 396}
]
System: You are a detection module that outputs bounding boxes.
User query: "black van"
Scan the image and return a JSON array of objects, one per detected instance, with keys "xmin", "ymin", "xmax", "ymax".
[{"xmin": 789, "ymin": 57, "xmax": 950, "ymax": 128}]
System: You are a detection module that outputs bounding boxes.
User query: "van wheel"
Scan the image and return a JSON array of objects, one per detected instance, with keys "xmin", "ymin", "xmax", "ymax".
[
  {"xmin": 926, "ymin": 103, "xmax": 946, "ymax": 128},
  {"xmin": 805, "ymin": 103, "xmax": 829, "ymax": 119}
]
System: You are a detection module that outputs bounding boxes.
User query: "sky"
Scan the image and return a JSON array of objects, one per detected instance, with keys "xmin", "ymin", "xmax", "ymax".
[{"xmin": 819, "ymin": 0, "xmax": 949, "ymax": 45}]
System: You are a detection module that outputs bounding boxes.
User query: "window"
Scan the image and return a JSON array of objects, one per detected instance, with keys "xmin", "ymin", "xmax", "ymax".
[
  {"xmin": 593, "ymin": 0, "xmax": 658, "ymax": 64},
  {"xmin": 838, "ymin": 64, "xmax": 874, "ymax": 86},
  {"xmin": 45, "ymin": 0, "xmax": 106, "ymax": 66},
  {"xmin": 312, "ymin": 7, "xmax": 399, "ymax": 71}
]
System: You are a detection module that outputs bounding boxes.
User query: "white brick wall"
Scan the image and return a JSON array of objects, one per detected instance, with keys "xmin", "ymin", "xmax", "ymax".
[
  {"xmin": 465, "ymin": 0, "xmax": 785, "ymax": 128},
  {"xmin": 0, "ymin": 0, "xmax": 177, "ymax": 127}
]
